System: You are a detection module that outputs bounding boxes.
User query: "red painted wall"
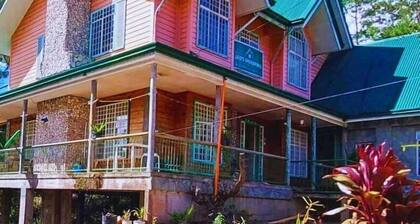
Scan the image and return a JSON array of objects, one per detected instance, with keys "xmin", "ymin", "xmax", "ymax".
[{"xmin": 9, "ymin": 0, "xmax": 46, "ymax": 88}]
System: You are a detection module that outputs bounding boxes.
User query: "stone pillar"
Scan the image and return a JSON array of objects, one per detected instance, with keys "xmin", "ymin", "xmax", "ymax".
[
  {"xmin": 41, "ymin": 0, "xmax": 91, "ymax": 76},
  {"xmin": 34, "ymin": 96, "xmax": 89, "ymax": 172},
  {"xmin": 18, "ymin": 188, "xmax": 33, "ymax": 224}
]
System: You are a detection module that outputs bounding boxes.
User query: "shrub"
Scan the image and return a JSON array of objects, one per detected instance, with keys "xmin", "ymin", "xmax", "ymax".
[{"xmin": 323, "ymin": 143, "xmax": 420, "ymax": 223}]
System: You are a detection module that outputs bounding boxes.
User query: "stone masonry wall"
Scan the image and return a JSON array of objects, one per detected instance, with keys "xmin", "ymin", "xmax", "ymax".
[
  {"xmin": 41, "ymin": 0, "xmax": 91, "ymax": 76},
  {"xmin": 346, "ymin": 117, "xmax": 420, "ymax": 179},
  {"xmin": 34, "ymin": 95, "xmax": 89, "ymax": 172}
]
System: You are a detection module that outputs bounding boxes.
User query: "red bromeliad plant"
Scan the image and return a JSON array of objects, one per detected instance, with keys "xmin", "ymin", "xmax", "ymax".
[{"xmin": 323, "ymin": 143, "xmax": 420, "ymax": 224}]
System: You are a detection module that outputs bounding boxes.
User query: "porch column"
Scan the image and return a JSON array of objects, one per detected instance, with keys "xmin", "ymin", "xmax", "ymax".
[
  {"xmin": 19, "ymin": 99, "xmax": 28, "ymax": 174},
  {"xmin": 146, "ymin": 64, "xmax": 158, "ymax": 172},
  {"xmin": 18, "ymin": 188, "xmax": 33, "ymax": 224},
  {"xmin": 342, "ymin": 128, "xmax": 349, "ymax": 165},
  {"xmin": 285, "ymin": 109, "xmax": 292, "ymax": 185},
  {"xmin": 87, "ymin": 80, "xmax": 97, "ymax": 173},
  {"xmin": 311, "ymin": 117, "xmax": 317, "ymax": 190},
  {"xmin": 214, "ymin": 85, "xmax": 223, "ymax": 142}
]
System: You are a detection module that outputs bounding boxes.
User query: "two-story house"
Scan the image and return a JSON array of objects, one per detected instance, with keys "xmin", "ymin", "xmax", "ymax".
[{"xmin": 0, "ymin": 0, "xmax": 352, "ymax": 223}]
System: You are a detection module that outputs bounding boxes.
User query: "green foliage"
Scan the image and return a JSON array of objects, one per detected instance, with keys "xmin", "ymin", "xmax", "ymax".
[
  {"xmin": 132, "ymin": 207, "xmax": 146, "ymax": 220},
  {"xmin": 213, "ymin": 213, "xmax": 226, "ymax": 224},
  {"xmin": 0, "ymin": 130, "xmax": 20, "ymax": 149},
  {"xmin": 323, "ymin": 143, "xmax": 420, "ymax": 223},
  {"xmin": 91, "ymin": 122, "xmax": 106, "ymax": 136},
  {"xmin": 169, "ymin": 205, "xmax": 194, "ymax": 224},
  {"xmin": 342, "ymin": 0, "xmax": 420, "ymax": 43}
]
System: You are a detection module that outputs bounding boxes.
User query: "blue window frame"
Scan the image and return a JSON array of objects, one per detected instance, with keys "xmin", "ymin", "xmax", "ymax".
[
  {"xmin": 288, "ymin": 30, "xmax": 309, "ymax": 90},
  {"xmin": 197, "ymin": 0, "xmax": 230, "ymax": 57},
  {"xmin": 90, "ymin": 4, "xmax": 115, "ymax": 57}
]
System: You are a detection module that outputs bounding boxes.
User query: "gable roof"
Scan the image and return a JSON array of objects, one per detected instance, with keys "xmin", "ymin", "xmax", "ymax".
[
  {"xmin": 269, "ymin": 0, "xmax": 319, "ymax": 23},
  {"xmin": 312, "ymin": 33, "xmax": 420, "ymax": 120}
]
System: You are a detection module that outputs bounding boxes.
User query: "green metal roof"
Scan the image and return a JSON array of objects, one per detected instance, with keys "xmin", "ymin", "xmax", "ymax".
[
  {"xmin": 312, "ymin": 33, "xmax": 420, "ymax": 119},
  {"xmin": 269, "ymin": 0, "xmax": 320, "ymax": 23}
]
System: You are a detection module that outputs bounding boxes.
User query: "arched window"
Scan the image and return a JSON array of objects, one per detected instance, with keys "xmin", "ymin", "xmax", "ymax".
[
  {"xmin": 288, "ymin": 30, "xmax": 309, "ymax": 90},
  {"xmin": 197, "ymin": 0, "xmax": 230, "ymax": 56}
]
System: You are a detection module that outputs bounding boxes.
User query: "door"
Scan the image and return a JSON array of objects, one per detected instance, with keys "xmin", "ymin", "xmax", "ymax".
[{"xmin": 240, "ymin": 120, "xmax": 264, "ymax": 182}]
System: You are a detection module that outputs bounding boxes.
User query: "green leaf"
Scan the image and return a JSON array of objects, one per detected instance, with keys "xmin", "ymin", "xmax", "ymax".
[{"xmin": 3, "ymin": 130, "xmax": 20, "ymax": 149}]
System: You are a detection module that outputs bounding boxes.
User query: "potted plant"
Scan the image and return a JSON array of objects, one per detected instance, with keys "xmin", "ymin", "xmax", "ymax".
[
  {"xmin": 91, "ymin": 122, "xmax": 106, "ymax": 139},
  {"xmin": 132, "ymin": 207, "xmax": 146, "ymax": 224},
  {"xmin": 71, "ymin": 162, "xmax": 85, "ymax": 172},
  {"xmin": 122, "ymin": 210, "xmax": 132, "ymax": 224}
]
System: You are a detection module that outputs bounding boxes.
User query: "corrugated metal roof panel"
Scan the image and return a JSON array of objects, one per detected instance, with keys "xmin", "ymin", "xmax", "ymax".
[{"xmin": 312, "ymin": 33, "xmax": 420, "ymax": 119}]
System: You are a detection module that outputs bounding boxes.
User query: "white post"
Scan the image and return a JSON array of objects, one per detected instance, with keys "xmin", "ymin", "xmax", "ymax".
[
  {"xmin": 311, "ymin": 117, "xmax": 317, "ymax": 190},
  {"xmin": 87, "ymin": 80, "xmax": 97, "ymax": 173},
  {"xmin": 19, "ymin": 100, "xmax": 28, "ymax": 174},
  {"xmin": 146, "ymin": 64, "xmax": 157, "ymax": 173},
  {"xmin": 285, "ymin": 109, "xmax": 292, "ymax": 185},
  {"xmin": 18, "ymin": 188, "xmax": 33, "ymax": 224}
]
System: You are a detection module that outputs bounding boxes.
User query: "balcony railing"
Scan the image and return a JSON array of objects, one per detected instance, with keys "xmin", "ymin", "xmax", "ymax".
[
  {"xmin": 155, "ymin": 134, "xmax": 287, "ymax": 184},
  {"xmin": 0, "ymin": 147, "xmax": 20, "ymax": 174},
  {"xmin": 290, "ymin": 159, "xmax": 350, "ymax": 192},
  {"xmin": 0, "ymin": 133, "xmax": 356, "ymax": 191}
]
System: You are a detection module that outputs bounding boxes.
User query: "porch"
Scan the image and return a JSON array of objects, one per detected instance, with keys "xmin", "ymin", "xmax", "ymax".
[{"xmin": 0, "ymin": 59, "xmax": 346, "ymax": 189}]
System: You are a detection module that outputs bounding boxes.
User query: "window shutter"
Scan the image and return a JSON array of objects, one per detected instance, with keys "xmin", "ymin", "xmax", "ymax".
[
  {"xmin": 112, "ymin": 0, "xmax": 126, "ymax": 51},
  {"xmin": 36, "ymin": 35, "xmax": 45, "ymax": 78}
]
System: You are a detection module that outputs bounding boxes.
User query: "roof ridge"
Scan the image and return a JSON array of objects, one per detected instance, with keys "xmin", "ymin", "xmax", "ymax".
[{"xmin": 362, "ymin": 32, "xmax": 420, "ymax": 46}]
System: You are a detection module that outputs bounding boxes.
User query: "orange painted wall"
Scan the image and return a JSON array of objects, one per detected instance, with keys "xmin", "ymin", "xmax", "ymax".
[
  {"xmin": 9, "ymin": 0, "xmax": 46, "ymax": 88},
  {"xmin": 91, "ymin": 0, "xmax": 112, "ymax": 11}
]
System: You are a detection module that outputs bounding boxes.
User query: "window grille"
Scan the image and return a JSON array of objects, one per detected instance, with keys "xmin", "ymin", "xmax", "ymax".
[
  {"xmin": 290, "ymin": 129, "xmax": 308, "ymax": 178},
  {"xmin": 237, "ymin": 29, "xmax": 260, "ymax": 49},
  {"xmin": 192, "ymin": 101, "xmax": 227, "ymax": 163},
  {"xmin": 288, "ymin": 30, "xmax": 309, "ymax": 90},
  {"xmin": 25, "ymin": 120, "xmax": 36, "ymax": 146},
  {"xmin": 197, "ymin": 0, "xmax": 230, "ymax": 56},
  {"xmin": 90, "ymin": 4, "xmax": 115, "ymax": 57},
  {"xmin": 95, "ymin": 101, "xmax": 129, "ymax": 158}
]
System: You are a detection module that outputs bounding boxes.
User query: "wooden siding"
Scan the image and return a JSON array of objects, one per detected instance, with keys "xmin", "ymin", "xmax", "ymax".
[
  {"xmin": 9, "ymin": 0, "xmax": 46, "ymax": 88},
  {"xmin": 92, "ymin": 0, "xmax": 154, "ymax": 51},
  {"xmin": 155, "ymin": 0, "xmax": 177, "ymax": 47},
  {"xmin": 125, "ymin": 0, "xmax": 154, "ymax": 50}
]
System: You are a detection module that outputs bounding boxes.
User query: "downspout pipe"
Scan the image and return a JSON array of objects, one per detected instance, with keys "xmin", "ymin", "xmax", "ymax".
[{"xmin": 152, "ymin": 0, "xmax": 168, "ymax": 42}]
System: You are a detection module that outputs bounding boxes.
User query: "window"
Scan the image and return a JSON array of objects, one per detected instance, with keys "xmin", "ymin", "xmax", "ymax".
[
  {"xmin": 95, "ymin": 101, "xmax": 129, "ymax": 158},
  {"xmin": 25, "ymin": 120, "xmax": 36, "ymax": 146},
  {"xmin": 89, "ymin": 0, "xmax": 126, "ymax": 57},
  {"xmin": 417, "ymin": 131, "xmax": 420, "ymax": 176},
  {"xmin": 0, "ymin": 55, "xmax": 9, "ymax": 93},
  {"xmin": 288, "ymin": 30, "xmax": 309, "ymax": 90},
  {"xmin": 237, "ymin": 29, "xmax": 260, "ymax": 49},
  {"xmin": 192, "ymin": 101, "xmax": 227, "ymax": 163},
  {"xmin": 36, "ymin": 35, "xmax": 45, "ymax": 78},
  {"xmin": 234, "ymin": 30, "xmax": 263, "ymax": 77},
  {"xmin": 90, "ymin": 5, "xmax": 115, "ymax": 57},
  {"xmin": 289, "ymin": 129, "xmax": 308, "ymax": 178},
  {"xmin": 197, "ymin": 0, "xmax": 230, "ymax": 56}
]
